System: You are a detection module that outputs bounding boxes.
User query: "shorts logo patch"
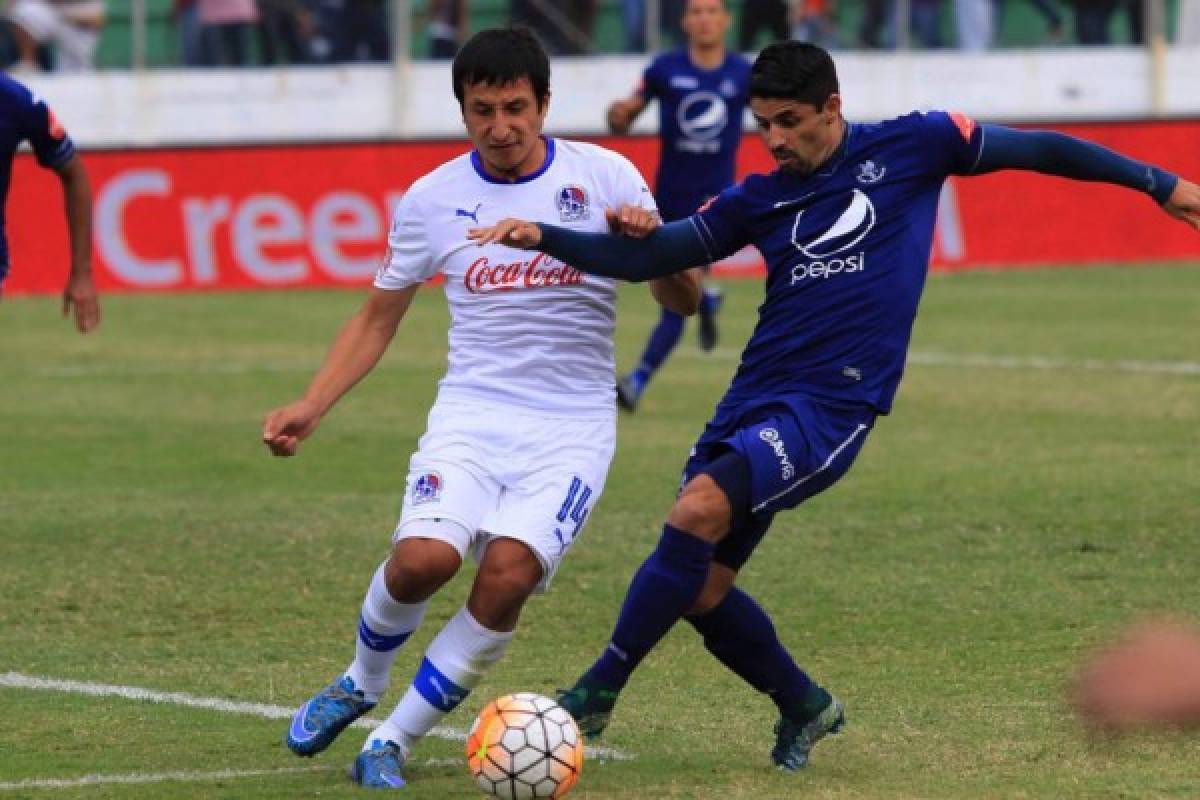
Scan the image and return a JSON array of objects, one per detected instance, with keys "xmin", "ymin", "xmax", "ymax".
[
  {"xmin": 758, "ymin": 427, "xmax": 796, "ymax": 481},
  {"xmin": 412, "ymin": 472, "xmax": 442, "ymax": 505}
]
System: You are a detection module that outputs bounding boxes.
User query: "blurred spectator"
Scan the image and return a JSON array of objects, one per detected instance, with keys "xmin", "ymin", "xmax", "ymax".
[
  {"xmin": 257, "ymin": 0, "xmax": 309, "ymax": 64},
  {"xmin": 173, "ymin": 0, "xmax": 208, "ymax": 65},
  {"xmin": 956, "ymin": 0, "xmax": 994, "ymax": 48},
  {"xmin": 5, "ymin": 0, "xmax": 104, "ymax": 70},
  {"xmin": 858, "ymin": 0, "xmax": 891, "ymax": 47},
  {"xmin": 1181, "ymin": 0, "xmax": 1200, "ymax": 43},
  {"xmin": 913, "ymin": 0, "xmax": 945, "ymax": 45},
  {"xmin": 858, "ymin": 0, "xmax": 945, "ymax": 49},
  {"xmin": 1035, "ymin": 0, "xmax": 1066, "ymax": 40},
  {"xmin": 790, "ymin": 0, "xmax": 836, "ymax": 47},
  {"xmin": 198, "ymin": 0, "xmax": 257, "ymax": 65},
  {"xmin": 622, "ymin": 0, "xmax": 685, "ymax": 51},
  {"xmin": 738, "ymin": 0, "xmax": 787, "ymax": 49},
  {"xmin": 1123, "ymin": 0, "xmax": 1143, "ymax": 42},
  {"xmin": 1070, "ymin": 0, "xmax": 1117, "ymax": 43},
  {"xmin": 427, "ymin": 0, "xmax": 466, "ymax": 58},
  {"xmin": 510, "ymin": 0, "xmax": 597, "ymax": 54},
  {"xmin": 309, "ymin": 0, "xmax": 388, "ymax": 62}
]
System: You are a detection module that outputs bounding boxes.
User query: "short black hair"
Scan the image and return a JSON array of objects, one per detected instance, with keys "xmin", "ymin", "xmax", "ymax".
[
  {"xmin": 749, "ymin": 42, "xmax": 839, "ymax": 108},
  {"xmin": 452, "ymin": 28, "xmax": 550, "ymax": 109}
]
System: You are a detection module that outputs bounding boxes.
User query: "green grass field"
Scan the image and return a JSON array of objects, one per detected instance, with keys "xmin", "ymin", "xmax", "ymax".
[{"xmin": 2, "ymin": 263, "xmax": 1199, "ymax": 799}]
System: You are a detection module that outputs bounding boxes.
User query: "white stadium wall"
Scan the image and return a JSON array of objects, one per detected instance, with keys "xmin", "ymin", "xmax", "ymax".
[{"xmin": 18, "ymin": 48, "xmax": 1200, "ymax": 148}]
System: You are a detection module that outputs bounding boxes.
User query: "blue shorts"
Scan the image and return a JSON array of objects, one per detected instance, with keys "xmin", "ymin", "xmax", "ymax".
[{"xmin": 682, "ymin": 394, "xmax": 876, "ymax": 569}]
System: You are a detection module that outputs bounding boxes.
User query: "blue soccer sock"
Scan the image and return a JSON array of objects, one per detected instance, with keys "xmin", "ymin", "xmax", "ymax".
[
  {"xmin": 686, "ymin": 587, "xmax": 828, "ymax": 722},
  {"xmin": 698, "ymin": 285, "xmax": 723, "ymax": 317},
  {"xmin": 633, "ymin": 308, "xmax": 686, "ymax": 383},
  {"xmin": 587, "ymin": 525, "xmax": 715, "ymax": 691}
]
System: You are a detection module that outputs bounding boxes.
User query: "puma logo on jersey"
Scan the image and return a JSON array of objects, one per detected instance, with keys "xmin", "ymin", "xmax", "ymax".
[{"xmin": 455, "ymin": 203, "xmax": 482, "ymax": 224}]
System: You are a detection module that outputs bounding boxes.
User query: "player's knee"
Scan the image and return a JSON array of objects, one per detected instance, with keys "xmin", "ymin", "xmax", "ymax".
[
  {"xmin": 668, "ymin": 475, "xmax": 733, "ymax": 542},
  {"xmin": 385, "ymin": 539, "xmax": 461, "ymax": 602},
  {"xmin": 688, "ymin": 565, "xmax": 736, "ymax": 615},
  {"xmin": 474, "ymin": 556, "xmax": 541, "ymax": 602}
]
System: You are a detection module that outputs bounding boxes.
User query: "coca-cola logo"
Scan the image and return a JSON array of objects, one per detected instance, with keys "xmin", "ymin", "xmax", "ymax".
[{"xmin": 463, "ymin": 252, "xmax": 586, "ymax": 294}]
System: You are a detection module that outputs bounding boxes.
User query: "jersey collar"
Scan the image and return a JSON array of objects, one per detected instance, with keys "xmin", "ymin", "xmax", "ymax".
[{"xmin": 471, "ymin": 136, "xmax": 556, "ymax": 185}]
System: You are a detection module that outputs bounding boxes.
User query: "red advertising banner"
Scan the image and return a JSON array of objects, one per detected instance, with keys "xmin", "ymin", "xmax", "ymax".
[{"xmin": 6, "ymin": 121, "xmax": 1199, "ymax": 295}]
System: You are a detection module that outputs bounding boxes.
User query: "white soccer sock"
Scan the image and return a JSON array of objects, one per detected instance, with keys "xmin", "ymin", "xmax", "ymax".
[
  {"xmin": 344, "ymin": 562, "xmax": 427, "ymax": 703},
  {"xmin": 365, "ymin": 607, "xmax": 512, "ymax": 753}
]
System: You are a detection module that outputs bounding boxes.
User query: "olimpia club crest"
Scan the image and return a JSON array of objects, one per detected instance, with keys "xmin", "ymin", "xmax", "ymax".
[{"xmin": 556, "ymin": 185, "xmax": 589, "ymax": 222}]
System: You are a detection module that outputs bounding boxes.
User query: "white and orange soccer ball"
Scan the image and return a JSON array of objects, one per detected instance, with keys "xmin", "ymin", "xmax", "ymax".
[{"xmin": 466, "ymin": 693, "xmax": 584, "ymax": 799}]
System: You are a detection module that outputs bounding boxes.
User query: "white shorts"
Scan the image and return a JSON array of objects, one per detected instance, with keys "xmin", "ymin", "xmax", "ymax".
[{"xmin": 394, "ymin": 401, "xmax": 616, "ymax": 592}]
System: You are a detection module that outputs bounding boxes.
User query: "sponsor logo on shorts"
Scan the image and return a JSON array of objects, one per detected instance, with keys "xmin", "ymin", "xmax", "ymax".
[
  {"xmin": 412, "ymin": 471, "xmax": 442, "ymax": 505},
  {"xmin": 758, "ymin": 427, "xmax": 795, "ymax": 481}
]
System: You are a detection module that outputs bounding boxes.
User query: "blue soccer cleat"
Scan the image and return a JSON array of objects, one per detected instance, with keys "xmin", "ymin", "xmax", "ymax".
[
  {"xmin": 615, "ymin": 372, "xmax": 645, "ymax": 413},
  {"xmin": 771, "ymin": 694, "xmax": 845, "ymax": 772},
  {"xmin": 352, "ymin": 739, "xmax": 407, "ymax": 789},
  {"xmin": 556, "ymin": 677, "xmax": 620, "ymax": 740},
  {"xmin": 286, "ymin": 675, "xmax": 376, "ymax": 757}
]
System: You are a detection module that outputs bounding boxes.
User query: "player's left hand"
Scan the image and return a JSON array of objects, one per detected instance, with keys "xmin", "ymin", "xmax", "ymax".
[
  {"xmin": 468, "ymin": 218, "xmax": 542, "ymax": 250},
  {"xmin": 1163, "ymin": 178, "xmax": 1200, "ymax": 231},
  {"xmin": 63, "ymin": 272, "xmax": 101, "ymax": 334},
  {"xmin": 605, "ymin": 205, "xmax": 660, "ymax": 239}
]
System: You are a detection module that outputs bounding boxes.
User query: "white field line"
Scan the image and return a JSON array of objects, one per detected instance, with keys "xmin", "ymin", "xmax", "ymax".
[
  {"xmin": 0, "ymin": 767, "xmax": 331, "ymax": 791},
  {"xmin": 28, "ymin": 351, "xmax": 1200, "ymax": 378},
  {"xmin": 0, "ymin": 759, "xmax": 465, "ymax": 792},
  {"xmin": 0, "ymin": 672, "xmax": 633, "ymax": 762}
]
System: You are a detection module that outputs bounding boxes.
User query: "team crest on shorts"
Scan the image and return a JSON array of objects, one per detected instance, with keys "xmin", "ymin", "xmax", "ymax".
[
  {"xmin": 412, "ymin": 472, "xmax": 442, "ymax": 505},
  {"xmin": 556, "ymin": 184, "xmax": 590, "ymax": 222}
]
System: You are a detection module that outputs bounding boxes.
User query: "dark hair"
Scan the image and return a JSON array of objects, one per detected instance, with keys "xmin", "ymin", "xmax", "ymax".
[
  {"xmin": 749, "ymin": 42, "xmax": 839, "ymax": 108},
  {"xmin": 452, "ymin": 28, "xmax": 550, "ymax": 109}
]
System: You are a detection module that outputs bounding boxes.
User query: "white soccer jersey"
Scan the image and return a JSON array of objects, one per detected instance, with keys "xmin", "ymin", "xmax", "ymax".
[{"xmin": 375, "ymin": 138, "xmax": 655, "ymax": 415}]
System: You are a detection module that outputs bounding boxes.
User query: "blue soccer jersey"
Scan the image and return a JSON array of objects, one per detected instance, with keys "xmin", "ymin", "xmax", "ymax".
[
  {"xmin": 691, "ymin": 110, "xmax": 984, "ymax": 415},
  {"xmin": 0, "ymin": 74, "xmax": 76, "ymax": 281},
  {"xmin": 638, "ymin": 49, "xmax": 751, "ymax": 221}
]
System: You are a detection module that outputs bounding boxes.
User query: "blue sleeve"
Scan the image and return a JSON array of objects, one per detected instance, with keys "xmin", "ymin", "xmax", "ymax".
[
  {"xmin": 638, "ymin": 56, "xmax": 662, "ymax": 101},
  {"xmin": 916, "ymin": 111, "xmax": 986, "ymax": 177},
  {"xmin": 536, "ymin": 219, "xmax": 710, "ymax": 282},
  {"xmin": 690, "ymin": 183, "xmax": 753, "ymax": 262},
  {"xmin": 16, "ymin": 86, "xmax": 76, "ymax": 169},
  {"xmin": 972, "ymin": 124, "xmax": 1178, "ymax": 205}
]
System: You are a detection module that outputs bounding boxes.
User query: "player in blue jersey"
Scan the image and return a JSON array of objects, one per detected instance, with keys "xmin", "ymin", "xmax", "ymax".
[
  {"xmin": 470, "ymin": 41, "xmax": 1200, "ymax": 772},
  {"xmin": 0, "ymin": 73, "xmax": 98, "ymax": 332},
  {"xmin": 606, "ymin": 0, "xmax": 749, "ymax": 411}
]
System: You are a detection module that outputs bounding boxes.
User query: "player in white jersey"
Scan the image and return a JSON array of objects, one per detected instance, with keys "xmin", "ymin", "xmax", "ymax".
[{"xmin": 261, "ymin": 28, "xmax": 701, "ymax": 789}]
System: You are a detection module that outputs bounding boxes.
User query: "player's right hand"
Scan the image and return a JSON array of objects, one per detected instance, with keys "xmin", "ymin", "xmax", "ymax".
[
  {"xmin": 467, "ymin": 218, "xmax": 542, "ymax": 249},
  {"xmin": 605, "ymin": 205, "xmax": 660, "ymax": 239},
  {"xmin": 63, "ymin": 272, "xmax": 101, "ymax": 334},
  {"xmin": 1163, "ymin": 178, "xmax": 1200, "ymax": 231},
  {"xmin": 606, "ymin": 102, "xmax": 635, "ymax": 135},
  {"xmin": 262, "ymin": 399, "xmax": 322, "ymax": 457}
]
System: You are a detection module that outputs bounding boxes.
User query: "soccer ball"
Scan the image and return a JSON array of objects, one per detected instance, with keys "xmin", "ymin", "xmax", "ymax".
[{"xmin": 466, "ymin": 692, "xmax": 584, "ymax": 799}]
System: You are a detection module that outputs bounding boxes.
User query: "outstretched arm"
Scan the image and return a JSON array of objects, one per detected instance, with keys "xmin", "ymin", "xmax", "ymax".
[
  {"xmin": 468, "ymin": 217, "xmax": 711, "ymax": 283},
  {"xmin": 261, "ymin": 285, "xmax": 418, "ymax": 456},
  {"xmin": 54, "ymin": 155, "xmax": 100, "ymax": 333},
  {"xmin": 975, "ymin": 125, "xmax": 1200, "ymax": 230}
]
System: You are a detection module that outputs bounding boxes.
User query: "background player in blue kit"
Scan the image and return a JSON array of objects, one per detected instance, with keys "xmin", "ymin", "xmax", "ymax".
[
  {"xmin": 605, "ymin": 0, "xmax": 749, "ymax": 411},
  {"xmin": 471, "ymin": 41, "xmax": 1200, "ymax": 773},
  {"xmin": 0, "ymin": 73, "xmax": 99, "ymax": 332}
]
